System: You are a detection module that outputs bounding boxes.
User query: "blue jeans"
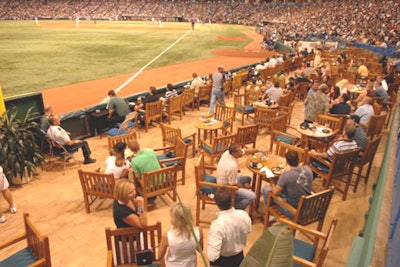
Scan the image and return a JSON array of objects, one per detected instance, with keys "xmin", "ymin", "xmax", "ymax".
[
  {"xmin": 209, "ymin": 88, "xmax": 225, "ymax": 114},
  {"xmin": 235, "ymin": 176, "xmax": 256, "ymax": 210}
]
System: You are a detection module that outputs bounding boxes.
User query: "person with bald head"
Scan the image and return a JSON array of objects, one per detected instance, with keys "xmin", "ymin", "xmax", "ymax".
[{"xmin": 354, "ymin": 96, "xmax": 374, "ymax": 125}]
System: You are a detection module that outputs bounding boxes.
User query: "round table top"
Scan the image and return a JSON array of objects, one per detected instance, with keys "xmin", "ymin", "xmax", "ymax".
[
  {"xmin": 296, "ymin": 123, "xmax": 335, "ymax": 138},
  {"xmin": 252, "ymin": 101, "xmax": 279, "ymax": 109},
  {"xmin": 194, "ymin": 119, "xmax": 224, "ymax": 130},
  {"xmin": 246, "ymin": 155, "xmax": 286, "ymax": 178}
]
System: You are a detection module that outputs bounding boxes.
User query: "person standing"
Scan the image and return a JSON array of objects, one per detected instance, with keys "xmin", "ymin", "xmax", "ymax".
[
  {"xmin": 0, "ymin": 166, "xmax": 17, "ymax": 223},
  {"xmin": 209, "ymin": 66, "xmax": 226, "ymax": 114},
  {"xmin": 207, "ymin": 187, "xmax": 252, "ymax": 267},
  {"xmin": 107, "ymin": 90, "xmax": 130, "ymax": 128},
  {"xmin": 304, "ymin": 83, "xmax": 330, "ymax": 123},
  {"xmin": 159, "ymin": 203, "xmax": 203, "ymax": 267}
]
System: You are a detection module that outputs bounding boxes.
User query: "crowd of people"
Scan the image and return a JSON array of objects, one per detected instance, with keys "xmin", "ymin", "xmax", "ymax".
[{"xmin": 1, "ymin": 0, "xmax": 399, "ymax": 47}]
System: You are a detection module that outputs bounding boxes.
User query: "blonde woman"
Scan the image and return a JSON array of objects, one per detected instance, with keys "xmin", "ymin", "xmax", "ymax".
[
  {"xmin": 113, "ymin": 179, "xmax": 147, "ymax": 229},
  {"xmin": 159, "ymin": 203, "xmax": 203, "ymax": 267},
  {"xmin": 105, "ymin": 142, "xmax": 130, "ymax": 179}
]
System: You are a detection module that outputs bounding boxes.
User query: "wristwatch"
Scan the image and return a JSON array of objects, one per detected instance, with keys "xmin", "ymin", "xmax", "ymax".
[{"xmin": 137, "ymin": 207, "xmax": 145, "ymax": 214}]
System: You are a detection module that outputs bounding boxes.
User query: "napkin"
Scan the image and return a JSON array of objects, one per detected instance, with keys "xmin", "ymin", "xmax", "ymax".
[{"xmin": 260, "ymin": 166, "xmax": 275, "ymax": 178}]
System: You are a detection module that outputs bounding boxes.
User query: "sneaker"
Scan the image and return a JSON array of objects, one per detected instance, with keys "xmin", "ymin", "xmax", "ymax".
[
  {"xmin": 10, "ymin": 204, "xmax": 17, "ymax": 214},
  {"xmin": 84, "ymin": 158, "xmax": 96, "ymax": 165},
  {"xmin": 0, "ymin": 215, "xmax": 7, "ymax": 223}
]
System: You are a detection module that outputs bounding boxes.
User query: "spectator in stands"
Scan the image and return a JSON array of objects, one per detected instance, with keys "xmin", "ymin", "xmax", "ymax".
[
  {"xmin": 353, "ymin": 96, "xmax": 374, "ymax": 126},
  {"xmin": 261, "ymin": 150, "xmax": 313, "ymax": 215},
  {"xmin": 263, "ymin": 82, "xmax": 283, "ymax": 103},
  {"xmin": 105, "ymin": 142, "xmax": 130, "ymax": 179},
  {"xmin": 0, "ymin": 166, "xmax": 17, "ymax": 223},
  {"xmin": 209, "ymin": 66, "xmax": 226, "ymax": 114},
  {"xmin": 107, "ymin": 90, "xmax": 130, "ymax": 128},
  {"xmin": 207, "ymin": 187, "xmax": 251, "ymax": 267},
  {"xmin": 113, "ymin": 179, "xmax": 147, "ymax": 230},
  {"xmin": 330, "ymin": 93, "xmax": 351, "ymax": 115},
  {"xmin": 164, "ymin": 83, "xmax": 178, "ymax": 103},
  {"xmin": 374, "ymin": 81, "xmax": 389, "ymax": 102},
  {"xmin": 47, "ymin": 115, "xmax": 96, "ymax": 164},
  {"xmin": 190, "ymin": 72, "xmax": 204, "ymax": 95},
  {"xmin": 347, "ymin": 116, "xmax": 368, "ymax": 151},
  {"xmin": 40, "ymin": 105, "xmax": 54, "ymax": 133},
  {"xmin": 304, "ymin": 83, "xmax": 330, "ymax": 123},
  {"xmin": 128, "ymin": 139, "xmax": 160, "ymax": 180},
  {"xmin": 159, "ymin": 203, "xmax": 203, "ymax": 266}
]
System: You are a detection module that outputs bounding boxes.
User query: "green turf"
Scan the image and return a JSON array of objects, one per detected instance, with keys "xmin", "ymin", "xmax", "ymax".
[{"xmin": 0, "ymin": 21, "xmax": 254, "ymax": 97}]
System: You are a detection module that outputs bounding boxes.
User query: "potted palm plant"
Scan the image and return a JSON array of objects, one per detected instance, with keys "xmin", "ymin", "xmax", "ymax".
[{"xmin": 0, "ymin": 107, "xmax": 44, "ymax": 184}]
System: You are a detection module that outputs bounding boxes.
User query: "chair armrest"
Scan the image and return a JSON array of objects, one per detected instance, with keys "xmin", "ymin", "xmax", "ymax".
[
  {"xmin": 0, "ymin": 233, "xmax": 26, "ymax": 249},
  {"xmin": 106, "ymin": 249, "xmax": 113, "ymax": 267},
  {"xmin": 204, "ymin": 165, "xmax": 217, "ymax": 172},
  {"xmin": 308, "ymin": 154, "xmax": 331, "ymax": 167},
  {"xmin": 268, "ymin": 191, "xmax": 297, "ymax": 214},
  {"xmin": 182, "ymin": 132, "xmax": 196, "ymax": 141},
  {"xmin": 138, "ymin": 108, "xmax": 146, "ymax": 113},
  {"xmin": 154, "ymin": 146, "xmax": 175, "ymax": 153},
  {"xmin": 30, "ymin": 259, "xmax": 46, "ymax": 267},
  {"xmin": 199, "ymin": 182, "xmax": 238, "ymax": 192},
  {"xmin": 293, "ymin": 255, "xmax": 317, "ymax": 267},
  {"xmin": 158, "ymin": 156, "xmax": 184, "ymax": 165},
  {"xmin": 278, "ymin": 218, "xmax": 327, "ymax": 239},
  {"xmin": 199, "ymin": 138, "xmax": 212, "ymax": 148},
  {"xmin": 272, "ymin": 130, "xmax": 299, "ymax": 141}
]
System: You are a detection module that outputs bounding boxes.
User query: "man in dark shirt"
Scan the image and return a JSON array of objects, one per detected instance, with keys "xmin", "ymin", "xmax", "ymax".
[
  {"xmin": 330, "ymin": 93, "xmax": 351, "ymax": 115},
  {"xmin": 135, "ymin": 86, "xmax": 160, "ymax": 125},
  {"xmin": 107, "ymin": 90, "xmax": 130, "ymax": 128}
]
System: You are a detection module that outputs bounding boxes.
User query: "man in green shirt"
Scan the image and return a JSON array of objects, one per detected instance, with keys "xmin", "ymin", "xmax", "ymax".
[{"xmin": 107, "ymin": 90, "xmax": 130, "ymax": 128}]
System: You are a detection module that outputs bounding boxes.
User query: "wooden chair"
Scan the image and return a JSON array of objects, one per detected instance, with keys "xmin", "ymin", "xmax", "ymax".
[
  {"xmin": 135, "ymin": 165, "xmax": 177, "ymax": 211},
  {"xmin": 277, "ymin": 101, "xmax": 295, "ymax": 124},
  {"xmin": 236, "ymin": 124, "xmax": 259, "ymax": 148},
  {"xmin": 280, "ymin": 218, "xmax": 338, "ymax": 267},
  {"xmin": 231, "ymin": 75, "xmax": 243, "ymax": 95},
  {"xmin": 223, "ymin": 78, "xmax": 232, "ymax": 98},
  {"xmin": 78, "ymin": 169, "xmax": 115, "ymax": 213},
  {"xmin": 194, "ymin": 153, "xmax": 236, "ymax": 225},
  {"xmin": 270, "ymin": 113, "xmax": 299, "ymax": 152},
  {"xmin": 264, "ymin": 186, "xmax": 335, "ymax": 231},
  {"xmin": 213, "ymin": 103, "xmax": 235, "ymax": 133},
  {"xmin": 353, "ymin": 137, "xmax": 381, "ymax": 193},
  {"xmin": 107, "ymin": 131, "xmax": 138, "ymax": 151},
  {"xmin": 372, "ymin": 101, "xmax": 382, "ymax": 115},
  {"xmin": 328, "ymin": 113, "xmax": 348, "ymax": 135},
  {"xmin": 160, "ymin": 123, "xmax": 196, "ymax": 157},
  {"xmin": 309, "ymin": 149, "xmax": 360, "ymax": 200},
  {"xmin": 309, "ymin": 114, "xmax": 342, "ymax": 152},
  {"xmin": 196, "ymin": 84, "xmax": 211, "ymax": 108},
  {"xmin": 138, "ymin": 100, "xmax": 163, "ymax": 132},
  {"xmin": 200, "ymin": 134, "xmax": 236, "ymax": 165},
  {"xmin": 295, "ymin": 82, "xmax": 310, "ymax": 101},
  {"xmin": 105, "ymin": 222, "xmax": 162, "ymax": 267},
  {"xmin": 272, "ymin": 76, "xmax": 286, "ymax": 89},
  {"xmin": 278, "ymin": 92, "xmax": 292, "ymax": 107},
  {"xmin": 107, "ymin": 111, "xmax": 138, "ymax": 136},
  {"xmin": 182, "ymin": 88, "xmax": 195, "ymax": 114},
  {"xmin": 274, "ymin": 141, "xmax": 308, "ymax": 166},
  {"xmin": 163, "ymin": 94, "xmax": 183, "ymax": 124},
  {"xmin": 383, "ymin": 91, "xmax": 397, "ymax": 128},
  {"xmin": 156, "ymin": 137, "xmax": 188, "ymax": 185},
  {"xmin": 365, "ymin": 114, "xmax": 386, "ymax": 140},
  {"xmin": 0, "ymin": 213, "xmax": 51, "ymax": 267},
  {"xmin": 233, "ymin": 90, "xmax": 257, "ymax": 125},
  {"xmin": 254, "ymin": 106, "xmax": 279, "ymax": 133}
]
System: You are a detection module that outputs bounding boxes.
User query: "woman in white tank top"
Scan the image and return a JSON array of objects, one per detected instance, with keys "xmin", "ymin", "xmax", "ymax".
[{"xmin": 159, "ymin": 203, "xmax": 203, "ymax": 267}]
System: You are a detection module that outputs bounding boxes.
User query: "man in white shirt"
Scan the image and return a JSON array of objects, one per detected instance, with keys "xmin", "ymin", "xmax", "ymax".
[
  {"xmin": 207, "ymin": 187, "xmax": 252, "ymax": 267},
  {"xmin": 217, "ymin": 144, "xmax": 258, "ymax": 210},
  {"xmin": 190, "ymin": 72, "xmax": 204, "ymax": 94},
  {"xmin": 47, "ymin": 116, "xmax": 96, "ymax": 164}
]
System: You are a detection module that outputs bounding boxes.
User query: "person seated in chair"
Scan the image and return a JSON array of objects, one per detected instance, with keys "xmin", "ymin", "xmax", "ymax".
[
  {"xmin": 135, "ymin": 86, "xmax": 160, "ymax": 125},
  {"xmin": 47, "ymin": 115, "xmax": 96, "ymax": 164},
  {"xmin": 107, "ymin": 90, "xmax": 130, "ymax": 128},
  {"xmin": 261, "ymin": 150, "xmax": 313, "ymax": 218},
  {"xmin": 217, "ymin": 144, "xmax": 261, "ymax": 210},
  {"xmin": 308, "ymin": 123, "xmax": 358, "ymax": 173},
  {"xmin": 128, "ymin": 140, "xmax": 160, "ymax": 199},
  {"xmin": 163, "ymin": 83, "xmax": 178, "ymax": 103}
]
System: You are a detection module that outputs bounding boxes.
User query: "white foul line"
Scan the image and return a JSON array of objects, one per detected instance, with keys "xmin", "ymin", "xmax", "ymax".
[{"xmin": 101, "ymin": 29, "xmax": 192, "ymax": 103}]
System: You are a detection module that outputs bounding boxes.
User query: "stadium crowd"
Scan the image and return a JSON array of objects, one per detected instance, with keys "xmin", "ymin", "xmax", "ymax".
[{"xmin": 0, "ymin": 0, "xmax": 399, "ymax": 48}]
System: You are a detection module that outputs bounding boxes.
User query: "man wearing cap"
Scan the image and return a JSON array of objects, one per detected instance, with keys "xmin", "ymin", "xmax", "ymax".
[
  {"xmin": 107, "ymin": 90, "xmax": 130, "ymax": 128},
  {"xmin": 209, "ymin": 66, "xmax": 226, "ymax": 114}
]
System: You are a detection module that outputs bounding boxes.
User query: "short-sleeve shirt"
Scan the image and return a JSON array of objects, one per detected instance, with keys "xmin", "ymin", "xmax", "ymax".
[
  {"xmin": 113, "ymin": 200, "xmax": 138, "ymax": 228},
  {"xmin": 327, "ymin": 139, "xmax": 358, "ymax": 161},
  {"xmin": 354, "ymin": 104, "xmax": 374, "ymax": 125},
  {"xmin": 131, "ymin": 149, "xmax": 161, "ymax": 178},
  {"xmin": 277, "ymin": 165, "xmax": 313, "ymax": 207},
  {"xmin": 212, "ymin": 72, "xmax": 224, "ymax": 90},
  {"xmin": 108, "ymin": 96, "xmax": 130, "ymax": 117},
  {"xmin": 142, "ymin": 95, "xmax": 160, "ymax": 109}
]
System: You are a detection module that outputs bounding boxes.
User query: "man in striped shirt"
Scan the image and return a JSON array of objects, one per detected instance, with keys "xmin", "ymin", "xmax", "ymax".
[{"xmin": 164, "ymin": 83, "xmax": 178, "ymax": 103}]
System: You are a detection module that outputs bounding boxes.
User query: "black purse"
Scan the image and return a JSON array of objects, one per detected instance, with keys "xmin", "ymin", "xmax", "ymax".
[{"xmin": 136, "ymin": 249, "xmax": 154, "ymax": 265}]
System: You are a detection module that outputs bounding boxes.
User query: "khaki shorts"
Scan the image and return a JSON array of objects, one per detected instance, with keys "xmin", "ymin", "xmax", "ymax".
[{"xmin": 0, "ymin": 167, "xmax": 10, "ymax": 191}]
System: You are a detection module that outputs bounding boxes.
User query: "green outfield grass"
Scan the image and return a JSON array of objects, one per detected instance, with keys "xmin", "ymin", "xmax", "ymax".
[{"xmin": 0, "ymin": 20, "xmax": 254, "ymax": 97}]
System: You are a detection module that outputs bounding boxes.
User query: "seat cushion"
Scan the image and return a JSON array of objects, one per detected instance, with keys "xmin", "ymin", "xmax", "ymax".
[
  {"xmin": 183, "ymin": 138, "xmax": 192, "ymax": 144},
  {"xmin": 236, "ymin": 105, "xmax": 255, "ymax": 113},
  {"xmin": 202, "ymin": 143, "xmax": 227, "ymax": 154},
  {"xmin": 200, "ymin": 174, "xmax": 217, "ymax": 195},
  {"xmin": 310, "ymin": 159, "xmax": 329, "ymax": 174},
  {"xmin": 274, "ymin": 135, "xmax": 295, "ymax": 145},
  {"xmin": 293, "ymin": 239, "xmax": 316, "ymax": 267},
  {"xmin": 157, "ymin": 155, "xmax": 180, "ymax": 167},
  {"xmin": 0, "ymin": 247, "xmax": 37, "ymax": 267},
  {"xmin": 107, "ymin": 128, "xmax": 127, "ymax": 136}
]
